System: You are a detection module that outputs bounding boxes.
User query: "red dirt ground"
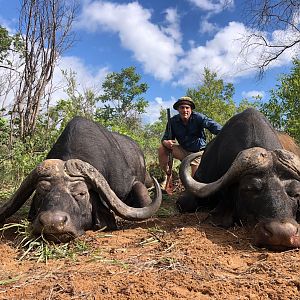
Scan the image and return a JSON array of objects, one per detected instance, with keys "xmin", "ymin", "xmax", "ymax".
[{"xmin": 0, "ymin": 197, "xmax": 300, "ymax": 300}]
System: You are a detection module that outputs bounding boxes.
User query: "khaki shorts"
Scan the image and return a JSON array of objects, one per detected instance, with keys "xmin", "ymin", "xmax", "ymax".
[{"xmin": 172, "ymin": 145, "xmax": 204, "ymax": 166}]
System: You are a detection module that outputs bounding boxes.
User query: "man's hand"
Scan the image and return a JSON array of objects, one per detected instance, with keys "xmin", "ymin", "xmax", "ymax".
[{"xmin": 163, "ymin": 140, "xmax": 176, "ymax": 150}]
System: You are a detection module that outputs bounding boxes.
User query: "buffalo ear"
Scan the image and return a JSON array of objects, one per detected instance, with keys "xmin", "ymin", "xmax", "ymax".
[
  {"xmin": 206, "ymin": 187, "xmax": 235, "ymax": 228},
  {"xmin": 0, "ymin": 169, "xmax": 38, "ymax": 223},
  {"xmin": 176, "ymin": 191, "xmax": 200, "ymax": 213},
  {"xmin": 90, "ymin": 191, "xmax": 117, "ymax": 230},
  {"xmin": 127, "ymin": 181, "xmax": 152, "ymax": 207},
  {"xmin": 28, "ymin": 196, "xmax": 38, "ymax": 221},
  {"xmin": 207, "ymin": 208, "xmax": 234, "ymax": 228},
  {"xmin": 144, "ymin": 172, "xmax": 153, "ymax": 189}
]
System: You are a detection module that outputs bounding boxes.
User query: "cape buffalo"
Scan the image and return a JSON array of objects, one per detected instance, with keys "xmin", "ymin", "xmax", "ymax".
[
  {"xmin": 178, "ymin": 108, "xmax": 300, "ymax": 250},
  {"xmin": 0, "ymin": 117, "xmax": 162, "ymax": 242}
]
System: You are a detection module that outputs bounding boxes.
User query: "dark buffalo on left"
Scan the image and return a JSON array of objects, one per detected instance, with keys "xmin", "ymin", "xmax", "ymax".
[{"xmin": 0, "ymin": 117, "xmax": 162, "ymax": 242}]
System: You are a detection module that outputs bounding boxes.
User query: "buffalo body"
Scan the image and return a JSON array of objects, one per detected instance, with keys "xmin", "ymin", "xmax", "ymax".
[
  {"xmin": 0, "ymin": 117, "xmax": 162, "ymax": 242},
  {"xmin": 179, "ymin": 108, "xmax": 300, "ymax": 250}
]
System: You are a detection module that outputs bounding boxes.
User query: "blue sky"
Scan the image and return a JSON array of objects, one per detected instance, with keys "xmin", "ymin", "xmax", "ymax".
[{"xmin": 0, "ymin": 0, "xmax": 298, "ymax": 123}]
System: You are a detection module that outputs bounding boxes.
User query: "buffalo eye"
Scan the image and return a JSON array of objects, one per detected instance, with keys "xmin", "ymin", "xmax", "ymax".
[
  {"xmin": 240, "ymin": 177, "xmax": 263, "ymax": 193},
  {"xmin": 69, "ymin": 181, "xmax": 89, "ymax": 202},
  {"xmin": 285, "ymin": 180, "xmax": 300, "ymax": 198},
  {"xmin": 73, "ymin": 191, "xmax": 88, "ymax": 201},
  {"xmin": 36, "ymin": 180, "xmax": 51, "ymax": 193}
]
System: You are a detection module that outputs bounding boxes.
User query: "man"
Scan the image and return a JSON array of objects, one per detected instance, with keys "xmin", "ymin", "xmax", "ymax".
[{"xmin": 158, "ymin": 96, "xmax": 222, "ymax": 178}]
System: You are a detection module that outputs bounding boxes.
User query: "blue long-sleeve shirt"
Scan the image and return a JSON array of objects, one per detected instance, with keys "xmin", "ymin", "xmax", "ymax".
[{"xmin": 162, "ymin": 112, "xmax": 222, "ymax": 152}]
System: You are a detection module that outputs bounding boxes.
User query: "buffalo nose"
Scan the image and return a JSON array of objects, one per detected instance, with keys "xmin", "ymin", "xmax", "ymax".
[
  {"xmin": 254, "ymin": 220, "xmax": 300, "ymax": 249},
  {"xmin": 39, "ymin": 211, "xmax": 69, "ymax": 231}
]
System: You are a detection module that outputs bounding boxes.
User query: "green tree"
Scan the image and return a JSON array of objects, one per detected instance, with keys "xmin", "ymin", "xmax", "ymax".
[
  {"xmin": 10, "ymin": 0, "xmax": 77, "ymax": 140},
  {"xmin": 0, "ymin": 26, "xmax": 23, "ymax": 70},
  {"xmin": 48, "ymin": 70, "xmax": 98, "ymax": 131},
  {"xmin": 186, "ymin": 68, "xmax": 236, "ymax": 126},
  {"xmin": 238, "ymin": 96, "xmax": 261, "ymax": 113},
  {"xmin": 142, "ymin": 108, "xmax": 167, "ymax": 159},
  {"xmin": 185, "ymin": 68, "xmax": 261, "ymax": 142},
  {"xmin": 260, "ymin": 58, "xmax": 300, "ymax": 142},
  {"xmin": 96, "ymin": 66, "xmax": 149, "ymax": 129}
]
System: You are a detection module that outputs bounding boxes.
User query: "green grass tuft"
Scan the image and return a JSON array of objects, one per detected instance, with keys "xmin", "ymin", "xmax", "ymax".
[{"xmin": 0, "ymin": 220, "xmax": 90, "ymax": 262}]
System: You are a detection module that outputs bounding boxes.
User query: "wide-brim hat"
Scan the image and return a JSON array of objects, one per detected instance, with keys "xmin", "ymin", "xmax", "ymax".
[{"xmin": 173, "ymin": 96, "xmax": 195, "ymax": 110}]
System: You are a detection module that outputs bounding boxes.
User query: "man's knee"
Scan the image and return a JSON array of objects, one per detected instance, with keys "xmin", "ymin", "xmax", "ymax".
[{"xmin": 172, "ymin": 145, "xmax": 187, "ymax": 161}]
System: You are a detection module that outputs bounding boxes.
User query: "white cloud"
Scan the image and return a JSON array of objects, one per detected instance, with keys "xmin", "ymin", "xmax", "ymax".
[
  {"xmin": 56, "ymin": 56, "xmax": 109, "ymax": 91},
  {"xmin": 188, "ymin": 0, "xmax": 234, "ymax": 14},
  {"xmin": 50, "ymin": 56, "xmax": 109, "ymax": 104},
  {"xmin": 142, "ymin": 96, "xmax": 177, "ymax": 124},
  {"xmin": 176, "ymin": 22, "xmax": 252, "ymax": 86},
  {"xmin": 199, "ymin": 19, "xmax": 219, "ymax": 34},
  {"xmin": 76, "ymin": 1, "xmax": 295, "ymax": 91},
  {"xmin": 175, "ymin": 21, "xmax": 295, "ymax": 87},
  {"xmin": 2, "ymin": 1, "xmax": 296, "ymax": 125},
  {"xmin": 242, "ymin": 90, "xmax": 265, "ymax": 99},
  {"xmin": 0, "ymin": 54, "xmax": 109, "ymax": 110},
  {"xmin": 0, "ymin": 17, "xmax": 18, "ymax": 34},
  {"xmin": 155, "ymin": 96, "xmax": 163, "ymax": 105},
  {"xmin": 240, "ymin": 25, "xmax": 299, "ymax": 71},
  {"xmin": 162, "ymin": 8, "xmax": 182, "ymax": 43},
  {"xmin": 261, "ymin": 27, "xmax": 300, "ymax": 66},
  {"xmin": 77, "ymin": 1, "xmax": 183, "ymax": 81}
]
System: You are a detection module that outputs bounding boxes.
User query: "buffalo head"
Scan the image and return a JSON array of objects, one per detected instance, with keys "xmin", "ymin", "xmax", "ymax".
[
  {"xmin": 179, "ymin": 147, "xmax": 300, "ymax": 250},
  {"xmin": 0, "ymin": 159, "xmax": 162, "ymax": 242}
]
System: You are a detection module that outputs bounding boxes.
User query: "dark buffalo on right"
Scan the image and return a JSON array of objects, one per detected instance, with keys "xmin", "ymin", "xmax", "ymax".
[{"xmin": 178, "ymin": 108, "xmax": 300, "ymax": 250}]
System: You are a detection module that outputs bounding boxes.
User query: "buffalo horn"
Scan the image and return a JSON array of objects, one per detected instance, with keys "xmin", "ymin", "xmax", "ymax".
[
  {"xmin": 180, "ymin": 147, "xmax": 272, "ymax": 197},
  {"xmin": 273, "ymin": 149, "xmax": 300, "ymax": 180},
  {"xmin": 65, "ymin": 159, "xmax": 162, "ymax": 221}
]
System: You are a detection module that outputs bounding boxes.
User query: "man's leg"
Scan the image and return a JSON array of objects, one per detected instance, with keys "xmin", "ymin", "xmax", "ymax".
[
  {"xmin": 158, "ymin": 144, "xmax": 171, "ymax": 175},
  {"xmin": 173, "ymin": 147, "xmax": 203, "ymax": 177},
  {"xmin": 172, "ymin": 145, "xmax": 187, "ymax": 161},
  {"xmin": 190, "ymin": 151, "xmax": 203, "ymax": 177},
  {"xmin": 158, "ymin": 144, "xmax": 203, "ymax": 179},
  {"xmin": 158, "ymin": 144, "xmax": 174, "ymax": 194},
  {"xmin": 191, "ymin": 165, "xmax": 198, "ymax": 177}
]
